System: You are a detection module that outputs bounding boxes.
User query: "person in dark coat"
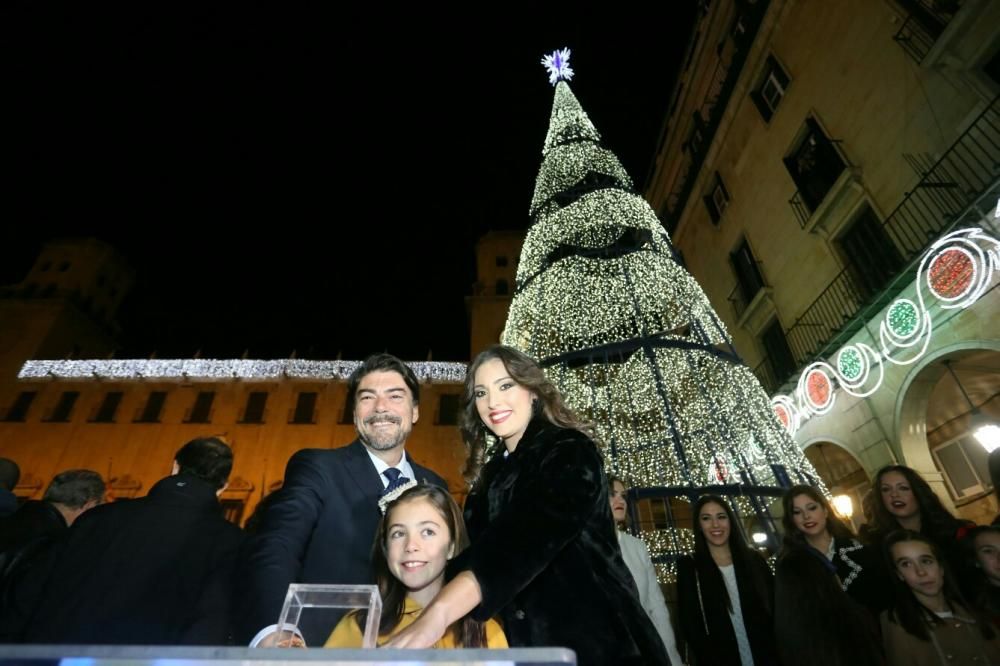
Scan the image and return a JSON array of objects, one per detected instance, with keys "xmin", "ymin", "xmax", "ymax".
[
  {"xmin": 0, "ymin": 468, "xmax": 105, "ymax": 633},
  {"xmin": 0, "ymin": 459, "xmax": 20, "ymax": 519},
  {"xmin": 780, "ymin": 484, "xmax": 888, "ymax": 617},
  {"xmin": 17, "ymin": 437, "xmax": 244, "ymax": 645},
  {"xmin": 676, "ymin": 494, "xmax": 779, "ymax": 666},
  {"xmin": 384, "ymin": 345, "xmax": 670, "ymax": 665},
  {"xmin": 774, "ymin": 546, "xmax": 883, "ymax": 666},
  {"xmin": 236, "ymin": 353, "xmax": 448, "ymax": 646}
]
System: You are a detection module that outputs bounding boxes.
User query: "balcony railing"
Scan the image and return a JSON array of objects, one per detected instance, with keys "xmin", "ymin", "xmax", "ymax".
[
  {"xmin": 892, "ymin": 0, "xmax": 964, "ymax": 64},
  {"xmin": 783, "ymin": 93, "xmax": 1000, "ymax": 368},
  {"xmin": 752, "ymin": 355, "xmax": 780, "ymax": 395}
]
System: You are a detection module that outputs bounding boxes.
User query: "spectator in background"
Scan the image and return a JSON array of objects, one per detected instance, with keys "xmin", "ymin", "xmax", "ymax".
[
  {"xmin": 18, "ymin": 437, "xmax": 244, "ymax": 645},
  {"xmin": 0, "ymin": 459, "xmax": 19, "ymax": 518}
]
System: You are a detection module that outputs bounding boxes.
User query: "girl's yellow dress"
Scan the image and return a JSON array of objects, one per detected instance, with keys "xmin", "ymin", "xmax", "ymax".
[{"xmin": 324, "ymin": 597, "xmax": 507, "ymax": 648}]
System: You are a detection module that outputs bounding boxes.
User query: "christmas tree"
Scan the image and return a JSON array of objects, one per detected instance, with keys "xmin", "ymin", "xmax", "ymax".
[{"xmin": 503, "ymin": 50, "xmax": 821, "ymax": 576}]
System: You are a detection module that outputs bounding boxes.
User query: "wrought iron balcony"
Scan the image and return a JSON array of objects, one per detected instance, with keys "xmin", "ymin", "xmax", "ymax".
[
  {"xmin": 783, "ymin": 93, "xmax": 1000, "ymax": 367},
  {"xmin": 892, "ymin": 0, "xmax": 964, "ymax": 64},
  {"xmin": 752, "ymin": 354, "xmax": 780, "ymax": 395}
]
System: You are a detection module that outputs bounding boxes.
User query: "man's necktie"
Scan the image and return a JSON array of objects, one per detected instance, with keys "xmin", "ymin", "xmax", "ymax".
[{"xmin": 382, "ymin": 467, "xmax": 411, "ymax": 497}]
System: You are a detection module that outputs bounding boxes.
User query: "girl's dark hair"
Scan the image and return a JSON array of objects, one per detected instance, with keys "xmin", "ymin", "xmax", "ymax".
[
  {"xmin": 355, "ymin": 484, "xmax": 486, "ymax": 647},
  {"xmin": 780, "ymin": 485, "xmax": 855, "ymax": 551},
  {"xmin": 866, "ymin": 465, "xmax": 964, "ymax": 545},
  {"xmin": 966, "ymin": 525, "xmax": 1000, "ymax": 619},
  {"xmin": 774, "ymin": 546, "xmax": 883, "ymax": 666},
  {"xmin": 460, "ymin": 344, "xmax": 595, "ymax": 486},
  {"xmin": 691, "ymin": 494, "xmax": 771, "ymax": 615},
  {"xmin": 883, "ymin": 529, "xmax": 994, "ymax": 641}
]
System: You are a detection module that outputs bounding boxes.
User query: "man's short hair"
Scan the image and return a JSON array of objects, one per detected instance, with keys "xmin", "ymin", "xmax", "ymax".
[
  {"xmin": 175, "ymin": 437, "xmax": 233, "ymax": 490},
  {"xmin": 346, "ymin": 353, "xmax": 420, "ymax": 414},
  {"xmin": 0, "ymin": 458, "xmax": 20, "ymax": 491},
  {"xmin": 43, "ymin": 470, "xmax": 105, "ymax": 509}
]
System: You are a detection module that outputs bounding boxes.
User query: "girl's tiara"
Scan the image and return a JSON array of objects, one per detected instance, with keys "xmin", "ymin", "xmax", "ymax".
[{"xmin": 377, "ymin": 479, "xmax": 419, "ymax": 515}]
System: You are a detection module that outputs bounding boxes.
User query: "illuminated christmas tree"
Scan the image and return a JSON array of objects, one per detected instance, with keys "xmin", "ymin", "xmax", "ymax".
[{"xmin": 503, "ymin": 50, "xmax": 822, "ymax": 576}]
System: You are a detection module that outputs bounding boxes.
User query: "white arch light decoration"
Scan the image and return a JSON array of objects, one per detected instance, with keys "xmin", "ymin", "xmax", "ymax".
[{"xmin": 771, "ymin": 227, "xmax": 1000, "ymax": 432}]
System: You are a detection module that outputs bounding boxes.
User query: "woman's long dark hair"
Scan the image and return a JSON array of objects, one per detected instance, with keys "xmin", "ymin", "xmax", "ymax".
[
  {"xmin": 780, "ymin": 485, "xmax": 855, "ymax": 552},
  {"xmin": 883, "ymin": 529, "xmax": 994, "ymax": 641},
  {"xmin": 691, "ymin": 494, "xmax": 772, "ymax": 615},
  {"xmin": 355, "ymin": 484, "xmax": 486, "ymax": 647},
  {"xmin": 460, "ymin": 344, "xmax": 595, "ymax": 486},
  {"xmin": 866, "ymin": 465, "xmax": 964, "ymax": 546},
  {"xmin": 774, "ymin": 546, "xmax": 883, "ymax": 666}
]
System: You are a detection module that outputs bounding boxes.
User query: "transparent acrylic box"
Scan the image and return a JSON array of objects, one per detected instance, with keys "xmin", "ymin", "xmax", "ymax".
[{"xmin": 272, "ymin": 584, "xmax": 382, "ymax": 648}]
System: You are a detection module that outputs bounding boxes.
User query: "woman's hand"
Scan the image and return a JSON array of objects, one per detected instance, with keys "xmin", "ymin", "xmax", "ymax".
[{"xmin": 382, "ymin": 603, "xmax": 449, "ymax": 649}]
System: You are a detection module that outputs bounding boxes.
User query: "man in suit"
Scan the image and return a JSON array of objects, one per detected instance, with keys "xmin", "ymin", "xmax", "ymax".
[
  {"xmin": 15, "ymin": 437, "xmax": 244, "ymax": 645},
  {"xmin": 238, "ymin": 353, "xmax": 448, "ymax": 646}
]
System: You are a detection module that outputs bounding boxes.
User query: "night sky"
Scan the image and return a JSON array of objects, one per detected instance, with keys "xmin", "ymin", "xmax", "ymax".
[{"xmin": 3, "ymin": 4, "xmax": 698, "ymax": 362}]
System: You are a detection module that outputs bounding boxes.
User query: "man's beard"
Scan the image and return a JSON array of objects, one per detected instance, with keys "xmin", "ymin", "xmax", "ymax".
[{"xmin": 357, "ymin": 414, "xmax": 409, "ymax": 451}]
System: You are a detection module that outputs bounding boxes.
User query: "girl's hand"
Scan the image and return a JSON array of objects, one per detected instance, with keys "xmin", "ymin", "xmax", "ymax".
[{"xmin": 382, "ymin": 604, "xmax": 449, "ymax": 649}]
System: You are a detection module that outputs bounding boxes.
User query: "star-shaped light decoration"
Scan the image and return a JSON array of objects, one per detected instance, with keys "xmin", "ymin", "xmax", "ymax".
[{"xmin": 541, "ymin": 47, "xmax": 574, "ymax": 85}]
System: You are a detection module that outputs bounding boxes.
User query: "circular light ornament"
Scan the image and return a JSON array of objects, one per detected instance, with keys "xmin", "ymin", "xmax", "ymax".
[
  {"xmin": 927, "ymin": 247, "xmax": 975, "ymax": 301},
  {"xmin": 887, "ymin": 300, "xmax": 919, "ymax": 338}
]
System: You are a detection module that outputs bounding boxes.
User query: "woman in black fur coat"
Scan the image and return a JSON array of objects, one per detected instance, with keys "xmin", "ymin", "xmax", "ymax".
[{"xmin": 385, "ymin": 344, "xmax": 670, "ymax": 665}]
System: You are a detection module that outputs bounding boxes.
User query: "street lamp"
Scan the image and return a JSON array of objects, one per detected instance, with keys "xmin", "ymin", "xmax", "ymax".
[
  {"xmin": 944, "ymin": 360, "xmax": 1000, "ymax": 452},
  {"xmin": 831, "ymin": 494, "xmax": 854, "ymax": 520}
]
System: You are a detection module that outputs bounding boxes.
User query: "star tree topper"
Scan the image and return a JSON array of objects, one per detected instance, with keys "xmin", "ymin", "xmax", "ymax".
[{"xmin": 541, "ymin": 47, "xmax": 574, "ymax": 85}]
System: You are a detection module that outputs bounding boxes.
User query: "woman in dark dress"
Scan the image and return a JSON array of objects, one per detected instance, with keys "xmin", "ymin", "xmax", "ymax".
[
  {"xmin": 385, "ymin": 344, "xmax": 670, "ymax": 665},
  {"xmin": 676, "ymin": 494, "xmax": 779, "ymax": 666}
]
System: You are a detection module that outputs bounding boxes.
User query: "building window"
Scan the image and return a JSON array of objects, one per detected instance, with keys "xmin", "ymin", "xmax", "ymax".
[
  {"xmin": 686, "ymin": 112, "xmax": 706, "ymax": 157},
  {"xmin": 730, "ymin": 238, "xmax": 766, "ymax": 306},
  {"xmin": 837, "ymin": 205, "xmax": 904, "ymax": 301},
  {"xmin": 240, "ymin": 391, "xmax": 268, "ymax": 424},
  {"xmin": 135, "ymin": 391, "xmax": 167, "ymax": 423},
  {"xmin": 3, "ymin": 392, "xmax": 37, "ymax": 422},
  {"xmin": 751, "ymin": 55, "xmax": 790, "ymax": 122},
  {"xmin": 437, "ymin": 394, "xmax": 462, "ymax": 425},
  {"xmin": 186, "ymin": 391, "xmax": 215, "ymax": 423},
  {"xmin": 495, "ymin": 279, "xmax": 509, "ymax": 296},
  {"xmin": 291, "ymin": 392, "xmax": 317, "ymax": 424},
  {"xmin": 703, "ymin": 172, "xmax": 730, "ymax": 225},
  {"xmin": 783, "ymin": 118, "xmax": 847, "ymax": 212},
  {"xmin": 933, "ymin": 434, "xmax": 992, "ymax": 501},
  {"xmin": 496, "ymin": 256, "xmax": 508, "ymax": 267},
  {"xmin": 91, "ymin": 391, "xmax": 124, "ymax": 423},
  {"xmin": 340, "ymin": 393, "xmax": 354, "ymax": 424},
  {"xmin": 760, "ymin": 319, "xmax": 797, "ymax": 388},
  {"xmin": 46, "ymin": 391, "xmax": 80, "ymax": 422}
]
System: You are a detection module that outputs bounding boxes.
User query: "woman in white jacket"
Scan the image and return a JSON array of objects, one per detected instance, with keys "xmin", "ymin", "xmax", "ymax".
[{"xmin": 610, "ymin": 476, "xmax": 685, "ymax": 665}]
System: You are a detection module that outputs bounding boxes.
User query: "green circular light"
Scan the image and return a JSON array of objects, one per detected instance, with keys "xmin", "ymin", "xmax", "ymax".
[
  {"xmin": 838, "ymin": 348, "xmax": 862, "ymax": 380},
  {"xmin": 887, "ymin": 300, "xmax": 918, "ymax": 337}
]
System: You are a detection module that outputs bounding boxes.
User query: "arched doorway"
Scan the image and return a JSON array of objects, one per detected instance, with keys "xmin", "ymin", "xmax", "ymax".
[
  {"xmin": 803, "ymin": 441, "xmax": 869, "ymax": 530},
  {"xmin": 922, "ymin": 350, "xmax": 1000, "ymax": 523}
]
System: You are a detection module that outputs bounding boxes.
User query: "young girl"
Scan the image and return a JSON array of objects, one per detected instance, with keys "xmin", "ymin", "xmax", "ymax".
[
  {"xmin": 676, "ymin": 494, "xmax": 778, "ymax": 666},
  {"xmin": 881, "ymin": 529, "xmax": 999, "ymax": 666},
  {"xmin": 325, "ymin": 483, "xmax": 507, "ymax": 648}
]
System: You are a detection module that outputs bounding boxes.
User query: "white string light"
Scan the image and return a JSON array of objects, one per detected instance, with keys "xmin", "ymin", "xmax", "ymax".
[{"xmin": 18, "ymin": 359, "xmax": 468, "ymax": 383}]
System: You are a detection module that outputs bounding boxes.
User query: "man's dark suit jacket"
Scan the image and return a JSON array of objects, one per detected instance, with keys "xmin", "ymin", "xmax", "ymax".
[
  {"xmin": 21, "ymin": 473, "xmax": 245, "ymax": 645},
  {"xmin": 237, "ymin": 440, "xmax": 447, "ymax": 645}
]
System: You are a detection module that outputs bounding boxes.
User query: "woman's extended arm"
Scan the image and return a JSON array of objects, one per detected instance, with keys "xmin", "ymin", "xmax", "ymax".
[{"xmin": 382, "ymin": 571, "xmax": 482, "ymax": 648}]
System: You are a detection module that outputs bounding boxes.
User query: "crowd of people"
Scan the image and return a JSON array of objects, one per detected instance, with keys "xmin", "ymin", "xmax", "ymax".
[{"xmin": 0, "ymin": 345, "xmax": 998, "ymax": 666}]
